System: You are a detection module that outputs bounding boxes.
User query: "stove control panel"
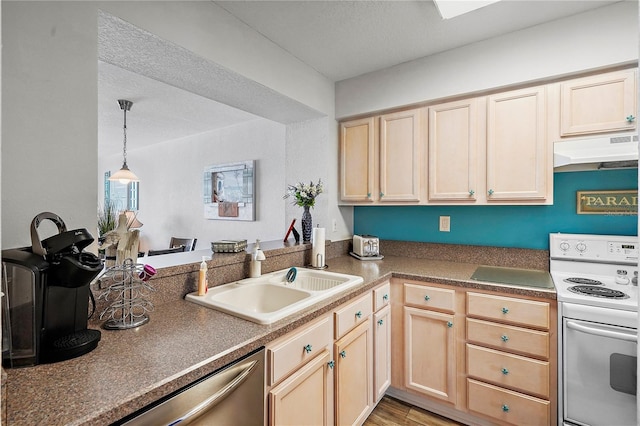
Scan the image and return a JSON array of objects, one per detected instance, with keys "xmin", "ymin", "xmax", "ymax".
[{"xmin": 550, "ymin": 233, "xmax": 638, "ymax": 263}]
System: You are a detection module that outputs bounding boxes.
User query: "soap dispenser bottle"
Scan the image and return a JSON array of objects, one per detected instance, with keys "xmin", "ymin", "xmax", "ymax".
[
  {"xmin": 250, "ymin": 239, "xmax": 266, "ymax": 278},
  {"xmin": 197, "ymin": 256, "xmax": 208, "ymax": 296}
]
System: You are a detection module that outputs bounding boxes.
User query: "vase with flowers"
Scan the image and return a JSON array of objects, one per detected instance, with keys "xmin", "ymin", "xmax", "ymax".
[{"xmin": 284, "ymin": 179, "xmax": 323, "ymax": 243}]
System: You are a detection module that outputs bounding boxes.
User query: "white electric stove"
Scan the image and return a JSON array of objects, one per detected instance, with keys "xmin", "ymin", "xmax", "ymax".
[{"xmin": 550, "ymin": 233, "xmax": 638, "ymax": 426}]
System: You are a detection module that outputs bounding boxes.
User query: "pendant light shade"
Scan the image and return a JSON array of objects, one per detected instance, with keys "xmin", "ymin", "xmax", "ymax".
[{"xmin": 109, "ymin": 99, "xmax": 139, "ymax": 184}]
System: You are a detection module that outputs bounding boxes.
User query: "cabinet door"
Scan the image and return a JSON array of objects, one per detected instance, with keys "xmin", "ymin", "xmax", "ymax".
[
  {"xmin": 404, "ymin": 306, "xmax": 456, "ymax": 403},
  {"xmin": 561, "ymin": 69, "xmax": 637, "ymax": 136},
  {"xmin": 373, "ymin": 305, "xmax": 391, "ymax": 403},
  {"xmin": 428, "ymin": 98, "xmax": 480, "ymax": 201},
  {"xmin": 486, "ymin": 86, "xmax": 548, "ymax": 201},
  {"xmin": 269, "ymin": 350, "xmax": 334, "ymax": 426},
  {"xmin": 340, "ymin": 117, "xmax": 376, "ymax": 202},
  {"xmin": 379, "ymin": 109, "xmax": 421, "ymax": 202},
  {"xmin": 335, "ymin": 319, "xmax": 373, "ymax": 426}
]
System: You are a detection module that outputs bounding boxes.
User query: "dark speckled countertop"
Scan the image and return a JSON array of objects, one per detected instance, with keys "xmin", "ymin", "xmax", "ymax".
[{"xmin": 4, "ymin": 253, "xmax": 555, "ymax": 425}]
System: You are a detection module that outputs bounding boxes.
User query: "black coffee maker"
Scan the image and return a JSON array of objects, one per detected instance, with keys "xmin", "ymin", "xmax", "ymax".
[{"xmin": 1, "ymin": 212, "xmax": 104, "ymax": 367}]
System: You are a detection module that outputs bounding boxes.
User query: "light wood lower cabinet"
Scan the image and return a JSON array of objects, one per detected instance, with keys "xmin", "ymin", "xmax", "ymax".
[
  {"xmin": 465, "ymin": 291, "xmax": 556, "ymax": 426},
  {"xmin": 269, "ymin": 349, "xmax": 334, "ymax": 426},
  {"xmin": 335, "ymin": 318, "xmax": 374, "ymax": 426},
  {"xmin": 467, "ymin": 379, "xmax": 550, "ymax": 426},
  {"xmin": 391, "ymin": 278, "xmax": 556, "ymax": 426},
  {"xmin": 466, "ymin": 344, "xmax": 549, "ymax": 399},
  {"xmin": 267, "ymin": 278, "xmax": 556, "ymax": 426},
  {"xmin": 373, "ymin": 304, "xmax": 391, "ymax": 403},
  {"xmin": 373, "ymin": 281, "xmax": 392, "ymax": 403},
  {"xmin": 404, "ymin": 305, "xmax": 457, "ymax": 404},
  {"xmin": 266, "ymin": 316, "xmax": 334, "ymax": 426},
  {"xmin": 266, "ymin": 291, "xmax": 375, "ymax": 426}
]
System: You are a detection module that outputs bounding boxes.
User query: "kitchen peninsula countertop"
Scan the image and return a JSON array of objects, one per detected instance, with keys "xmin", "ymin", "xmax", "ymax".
[{"xmin": 4, "ymin": 254, "xmax": 555, "ymax": 425}]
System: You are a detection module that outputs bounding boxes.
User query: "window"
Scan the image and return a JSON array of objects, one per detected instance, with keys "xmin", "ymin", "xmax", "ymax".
[{"xmin": 104, "ymin": 171, "xmax": 139, "ymax": 211}]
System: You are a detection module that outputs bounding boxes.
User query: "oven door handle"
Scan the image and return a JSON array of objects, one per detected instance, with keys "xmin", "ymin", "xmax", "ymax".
[{"xmin": 566, "ymin": 320, "xmax": 637, "ymax": 343}]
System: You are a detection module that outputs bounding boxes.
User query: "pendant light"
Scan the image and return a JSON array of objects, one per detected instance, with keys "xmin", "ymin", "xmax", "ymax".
[{"xmin": 109, "ymin": 99, "xmax": 139, "ymax": 184}]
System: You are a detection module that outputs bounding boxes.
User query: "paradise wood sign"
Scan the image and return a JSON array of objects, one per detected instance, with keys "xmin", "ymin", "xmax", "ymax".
[{"xmin": 577, "ymin": 190, "xmax": 638, "ymax": 215}]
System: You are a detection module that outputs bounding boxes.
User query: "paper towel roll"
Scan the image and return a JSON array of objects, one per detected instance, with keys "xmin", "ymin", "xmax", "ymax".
[{"xmin": 312, "ymin": 227, "xmax": 326, "ymax": 268}]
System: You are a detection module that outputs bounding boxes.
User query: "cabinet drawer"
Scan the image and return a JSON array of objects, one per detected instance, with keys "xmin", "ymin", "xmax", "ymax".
[
  {"xmin": 268, "ymin": 316, "xmax": 333, "ymax": 386},
  {"xmin": 404, "ymin": 283, "xmax": 455, "ymax": 313},
  {"xmin": 467, "ymin": 318, "xmax": 549, "ymax": 359},
  {"xmin": 467, "ymin": 344, "xmax": 549, "ymax": 398},
  {"xmin": 334, "ymin": 293, "xmax": 372, "ymax": 339},
  {"xmin": 468, "ymin": 379, "xmax": 550, "ymax": 426},
  {"xmin": 467, "ymin": 292, "xmax": 549, "ymax": 330},
  {"xmin": 373, "ymin": 282, "xmax": 391, "ymax": 311}
]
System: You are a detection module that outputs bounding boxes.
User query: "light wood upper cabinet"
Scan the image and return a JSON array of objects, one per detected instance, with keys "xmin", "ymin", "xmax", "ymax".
[
  {"xmin": 379, "ymin": 109, "xmax": 421, "ymax": 202},
  {"xmin": 340, "ymin": 117, "xmax": 376, "ymax": 202},
  {"xmin": 339, "ymin": 108, "xmax": 421, "ymax": 204},
  {"xmin": 428, "ymin": 98, "xmax": 482, "ymax": 202},
  {"xmin": 560, "ymin": 69, "xmax": 637, "ymax": 137},
  {"xmin": 339, "ymin": 68, "xmax": 637, "ymax": 206},
  {"xmin": 486, "ymin": 86, "xmax": 550, "ymax": 202}
]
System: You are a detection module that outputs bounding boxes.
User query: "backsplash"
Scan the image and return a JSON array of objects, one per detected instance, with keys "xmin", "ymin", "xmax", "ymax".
[
  {"xmin": 354, "ymin": 169, "xmax": 638, "ymax": 250},
  {"xmin": 89, "ymin": 240, "xmax": 351, "ymax": 322},
  {"xmin": 380, "ymin": 240, "xmax": 549, "ymax": 271}
]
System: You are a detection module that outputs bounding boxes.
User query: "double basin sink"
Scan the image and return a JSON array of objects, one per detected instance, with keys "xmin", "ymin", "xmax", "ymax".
[{"xmin": 185, "ymin": 268, "xmax": 364, "ymax": 324}]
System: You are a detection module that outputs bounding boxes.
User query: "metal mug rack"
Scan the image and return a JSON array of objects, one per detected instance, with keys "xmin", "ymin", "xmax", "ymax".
[{"xmin": 97, "ymin": 258, "xmax": 155, "ymax": 330}]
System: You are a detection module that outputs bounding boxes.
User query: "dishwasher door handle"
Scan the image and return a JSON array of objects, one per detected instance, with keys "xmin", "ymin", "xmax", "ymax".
[
  {"xmin": 168, "ymin": 359, "xmax": 259, "ymax": 425},
  {"xmin": 566, "ymin": 320, "xmax": 638, "ymax": 343}
]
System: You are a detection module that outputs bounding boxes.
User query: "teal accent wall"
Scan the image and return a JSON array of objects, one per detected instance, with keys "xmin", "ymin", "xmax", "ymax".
[{"xmin": 353, "ymin": 169, "xmax": 638, "ymax": 250}]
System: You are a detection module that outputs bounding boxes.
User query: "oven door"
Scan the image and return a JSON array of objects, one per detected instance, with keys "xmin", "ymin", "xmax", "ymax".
[{"xmin": 563, "ymin": 317, "xmax": 637, "ymax": 426}]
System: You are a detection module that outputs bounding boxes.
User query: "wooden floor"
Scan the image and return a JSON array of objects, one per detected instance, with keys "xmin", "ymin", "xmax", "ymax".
[{"xmin": 364, "ymin": 396, "xmax": 464, "ymax": 426}]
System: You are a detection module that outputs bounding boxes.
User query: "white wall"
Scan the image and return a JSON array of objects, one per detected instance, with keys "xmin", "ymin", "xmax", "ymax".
[
  {"xmin": 99, "ymin": 119, "xmax": 286, "ymax": 252},
  {"xmin": 284, "ymin": 117, "xmax": 351, "ymax": 242},
  {"xmin": 2, "ymin": 1, "xmax": 339, "ymax": 249},
  {"xmin": 2, "ymin": 3, "xmax": 98, "ymax": 247},
  {"xmin": 336, "ymin": 1, "xmax": 639, "ymax": 118}
]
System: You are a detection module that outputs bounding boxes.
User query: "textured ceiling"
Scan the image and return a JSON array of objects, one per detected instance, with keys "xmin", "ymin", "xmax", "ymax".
[
  {"xmin": 98, "ymin": 11, "xmax": 323, "ymax": 156},
  {"xmin": 98, "ymin": 62, "xmax": 263, "ymax": 157},
  {"xmin": 214, "ymin": 0, "xmax": 620, "ymax": 81},
  {"xmin": 98, "ymin": 1, "xmax": 622, "ymax": 155}
]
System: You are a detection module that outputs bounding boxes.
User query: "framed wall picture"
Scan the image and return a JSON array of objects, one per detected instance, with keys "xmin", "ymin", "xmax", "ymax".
[{"xmin": 203, "ymin": 160, "xmax": 255, "ymax": 221}]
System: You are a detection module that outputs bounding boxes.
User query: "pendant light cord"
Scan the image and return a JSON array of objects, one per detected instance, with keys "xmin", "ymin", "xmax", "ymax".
[
  {"xmin": 122, "ymin": 107, "xmax": 128, "ymax": 167},
  {"xmin": 118, "ymin": 99, "xmax": 133, "ymax": 169}
]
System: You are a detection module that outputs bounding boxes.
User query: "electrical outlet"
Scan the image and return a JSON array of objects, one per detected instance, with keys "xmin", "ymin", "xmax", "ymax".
[
  {"xmin": 332, "ymin": 219, "xmax": 337, "ymax": 232},
  {"xmin": 439, "ymin": 216, "xmax": 451, "ymax": 232}
]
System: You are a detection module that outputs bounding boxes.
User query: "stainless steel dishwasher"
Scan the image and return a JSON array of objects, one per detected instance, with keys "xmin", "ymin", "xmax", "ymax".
[{"xmin": 119, "ymin": 348, "xmax": 265, "ymax": 425}]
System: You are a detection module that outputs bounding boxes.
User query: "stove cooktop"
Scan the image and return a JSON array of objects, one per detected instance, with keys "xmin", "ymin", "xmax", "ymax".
[
  {"xmin": 550, "ymin": 233, "xmax": 639, "ymax": 311},
  {"xmin": 552, "ymin": 270, "xmax": 638, "ymax": 311},
  {"xmin": 567, "ymin": 284, "xmax": 629, "ymax": 299}
]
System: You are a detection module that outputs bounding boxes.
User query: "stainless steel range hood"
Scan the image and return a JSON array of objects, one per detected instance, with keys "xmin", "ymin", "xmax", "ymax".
[{"xmin": 554, "ymin": 132, "xmax": 638, "ymax": 172}]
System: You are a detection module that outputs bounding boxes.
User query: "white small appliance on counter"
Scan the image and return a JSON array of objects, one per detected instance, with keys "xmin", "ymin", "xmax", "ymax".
[{"xmin": 350, "ymin": 235, "xmax": 383, "ymax": 260}]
